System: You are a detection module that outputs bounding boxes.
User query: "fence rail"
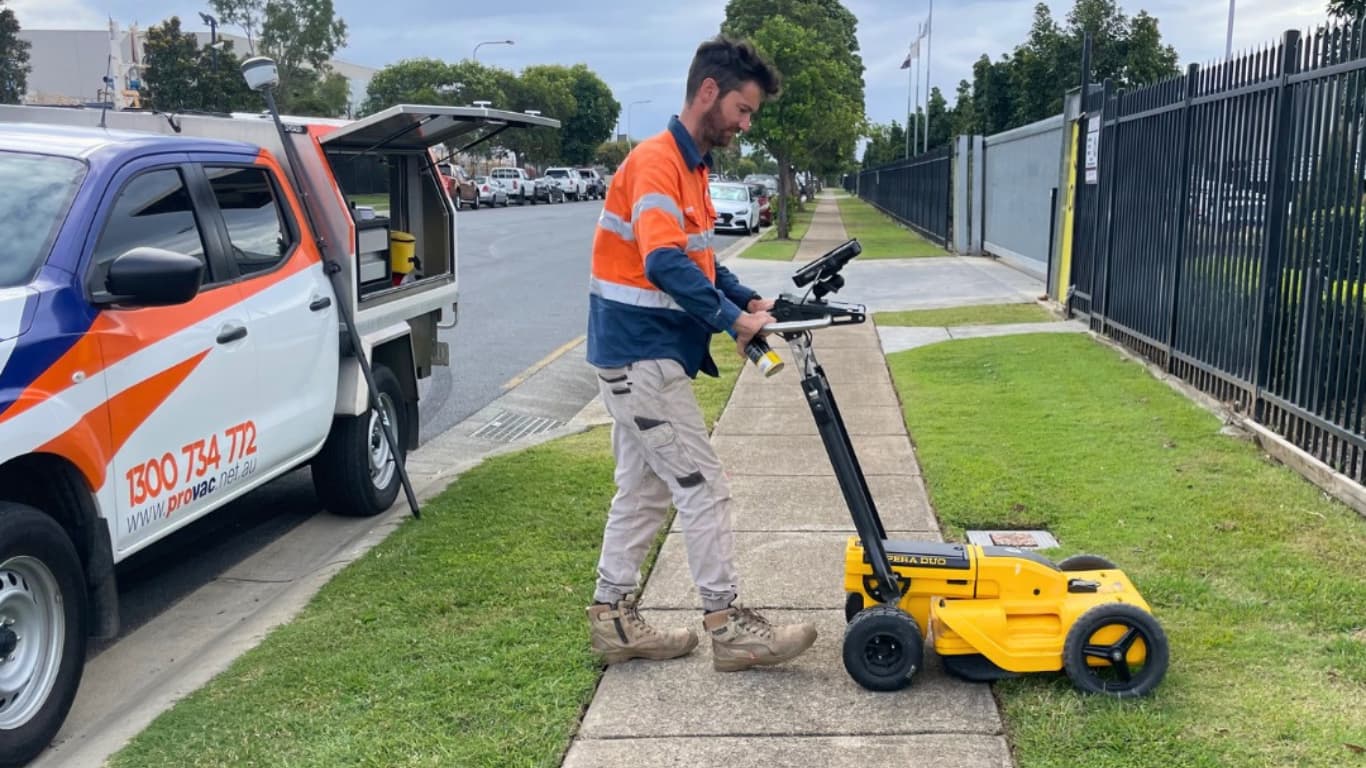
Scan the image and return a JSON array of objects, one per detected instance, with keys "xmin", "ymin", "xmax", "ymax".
[
  {"xmin": 854, "ymin": 146, "xmax": 953, "ymax": 244},
  {"xmin": 1070, "ymin": 20, "xmax": 1366, "ymax": 483}
]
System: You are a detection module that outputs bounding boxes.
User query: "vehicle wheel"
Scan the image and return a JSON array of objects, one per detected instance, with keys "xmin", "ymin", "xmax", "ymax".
[
  {"xmin": 1057, "ymin": 554, "xmax": 1118, "ymax": 571},
  {"xmin": 312, "ymin": 365, "xmax": 408, "ymax": 517},
  {"xmin": 844, "ymin": 592, "xmax": 863, "ymax": 623},
  {"xmin": 0, "ymin": 503, "xmax": 87, "ymax": 768},
  {"xmin": 842, "ymin": 605, "xmax": 923, "ymax": 692},
  {"xmin": 472, "ymin": 196, "xmax": 480, "ymax": 210},
  {"xmin": 1063, "ymin": 603, "xmax": 1169, "ymax": 698}
]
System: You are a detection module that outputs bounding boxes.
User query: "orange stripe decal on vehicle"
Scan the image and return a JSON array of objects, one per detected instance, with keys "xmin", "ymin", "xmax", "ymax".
[{"xmin": 35, "ymin": 349, "xmax": 210, "ymax": 491}]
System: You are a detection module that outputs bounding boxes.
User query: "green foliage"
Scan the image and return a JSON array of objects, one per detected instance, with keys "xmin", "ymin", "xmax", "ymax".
[
  {"xmin": 141, "ymin": 17, "xmax": 255, "ymax": 113},
  {"xmin": 1329, "ymin": 0, "xmax": 1366, "ymax": 17},
  {"xmin": 957, "ymin": 0, "xmax": 1179, "ymax": 136},
  {"xmin": 874, "ymin": 303, "xmax": 1055, "ymax": 327},
  {"xmin": 209, "ymin": 0, "xmax": 264, "ymax": 53},
  {"xmin": 0, "ymin": 0, "xmax": 29, "ymax": 104},
  {"xmin": 595, "ymin": 139, "xmax": 630, "ymax": 171},
  {"xmin": 260, "ymin": 0, "xmax": 348, "ymax": 115},
  {"xmin": 861, "ymin": 121, "xmax": 908, "ymax": 168},
  {"xmin": 722, "ymin": 1, "xmax": 865, "ymax": 239},
  {"xmin": 362, "ymin": 60, "xmax": 618, "ymax": 167}
]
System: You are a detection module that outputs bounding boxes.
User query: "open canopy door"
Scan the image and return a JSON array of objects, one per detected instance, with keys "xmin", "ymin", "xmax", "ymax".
[{"xmin": 317, "ymin": 104, "xmax": 561, "ymax": 154}]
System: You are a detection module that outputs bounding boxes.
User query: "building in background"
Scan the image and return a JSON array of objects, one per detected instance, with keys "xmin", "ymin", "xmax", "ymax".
[{"xmin": 19, "ymin": 21, "xmax": 374, "ymax": 115}]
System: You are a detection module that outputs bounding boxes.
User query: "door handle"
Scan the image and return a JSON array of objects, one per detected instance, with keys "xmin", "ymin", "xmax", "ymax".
[
  {"xmin": 309, "ymin": 296, "xmax": 333, "ymax": 312},
  {"xmin": 216, "ymin": 325, "xmax": 248, "ymax": 344}
]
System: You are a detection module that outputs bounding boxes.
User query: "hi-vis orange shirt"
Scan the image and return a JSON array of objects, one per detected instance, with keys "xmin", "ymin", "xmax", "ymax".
[{"xmin": 588, "ymin": 117, "xmax": 760, "ymax": 378}]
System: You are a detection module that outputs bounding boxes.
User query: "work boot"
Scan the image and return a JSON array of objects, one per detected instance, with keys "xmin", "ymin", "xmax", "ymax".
[
  {"xmin": 587, "ymin": 594, "xmax": 698, "ymax": 664},
  {"xmin": 704, "ymin": 604, "xmax": 818, "ymax": 672}
]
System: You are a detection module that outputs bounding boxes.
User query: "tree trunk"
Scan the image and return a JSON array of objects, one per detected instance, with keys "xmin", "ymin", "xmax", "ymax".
[{"xmin": 776, "ymin": 151, "xmax": 791, "ymax": 240}]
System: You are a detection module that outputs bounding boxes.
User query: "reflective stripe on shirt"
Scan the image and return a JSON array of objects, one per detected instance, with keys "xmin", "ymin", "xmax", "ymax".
[
  {"xmin": 598, "ymin": 210, "xmax": 634, "ymax": 242},
  {"xmin": 686, "ymin": 230, "xmax": 715, "ymax": 254},
  {"xmin": 589, "ymin": 275, "xmax": 685, "ymax": 312},
  {"xmin": 632, "ymin": 193, "xmax": 684, "ymax": 228}
]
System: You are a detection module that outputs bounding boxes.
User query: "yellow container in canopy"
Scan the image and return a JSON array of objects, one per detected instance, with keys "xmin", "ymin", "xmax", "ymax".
[{"xmin": 389, "ymin": 230, "xmax": 416, "ymax": 275}]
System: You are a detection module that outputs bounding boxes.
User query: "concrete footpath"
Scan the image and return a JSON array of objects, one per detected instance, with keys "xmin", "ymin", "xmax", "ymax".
[{"xmin": 562, "ymin": 193, "xmax": 1083, "ymax": 767}]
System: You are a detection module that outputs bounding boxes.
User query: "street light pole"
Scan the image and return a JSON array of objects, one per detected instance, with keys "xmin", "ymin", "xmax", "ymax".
[
  {"xmin": 627, "ymin": 99, "xmax": 651, "ymax": 150},
  {"xmin": 473, "ymin": 39, "xmax": 514, "ymax": 62}
]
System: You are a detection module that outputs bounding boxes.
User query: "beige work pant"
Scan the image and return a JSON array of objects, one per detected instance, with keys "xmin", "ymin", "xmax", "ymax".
[{"xmin": 592, "ymin": 359, "xmax": 738, "ymax": 612}]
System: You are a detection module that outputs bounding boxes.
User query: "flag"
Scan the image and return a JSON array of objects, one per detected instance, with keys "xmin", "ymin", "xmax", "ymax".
[{"xmin": 901, "ymin": 40, "xmax": 919, "ymax": 69}]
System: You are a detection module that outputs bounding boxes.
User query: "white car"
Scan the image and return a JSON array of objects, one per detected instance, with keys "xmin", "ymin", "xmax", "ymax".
[
  {"xmin": 709, "ymin": 182, "xmax": 760, "ymax": 234},
  {"xmin": 490, "ymin": 167, "xmax": 536, "ymax": 205},
  {"xmin": 544, "ymin": 167, "xmax": 586, "ymax": 201}
]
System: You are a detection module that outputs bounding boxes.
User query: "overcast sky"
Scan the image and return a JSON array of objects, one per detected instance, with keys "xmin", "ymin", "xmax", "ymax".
[{"xmin": 9, "ymin": 0, "xmax": 1333, "ymax": 139}]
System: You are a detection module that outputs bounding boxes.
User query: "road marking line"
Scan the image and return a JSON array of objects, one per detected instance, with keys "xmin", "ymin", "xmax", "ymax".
[{"xmin": 501, "ymin": 335, "xmax": 586, "ymax": 391}]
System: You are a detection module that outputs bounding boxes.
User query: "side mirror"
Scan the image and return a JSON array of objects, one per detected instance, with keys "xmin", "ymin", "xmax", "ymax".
[{"xmin": 103, "ymin": 247, "xmax": 203, "ymax": 306}]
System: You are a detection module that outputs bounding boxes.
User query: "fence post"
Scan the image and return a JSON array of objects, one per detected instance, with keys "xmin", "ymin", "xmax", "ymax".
[
  {"xmin": 970, "ymin": 135, "xmax": 985, "ymax": 256},
  {"xmin": 1164, "ymin": 62, "xmax": 1201, "ymax": 369},
  {"xmin": 1091, "ymin": 78, "xmax": 1117, "ymax": 330},
  {"xmin": 1252, "ymin": 30, "xmax": 1302, "ymax": 420},
  {"xmin": 953, "ymin": 136, "xmax": 970, "ymax": 253}
]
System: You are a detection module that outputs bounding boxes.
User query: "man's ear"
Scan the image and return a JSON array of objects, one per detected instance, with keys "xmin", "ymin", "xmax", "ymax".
[{"xmin": 697, "ymin": 77, "xmax": 720, "ymax": 109}]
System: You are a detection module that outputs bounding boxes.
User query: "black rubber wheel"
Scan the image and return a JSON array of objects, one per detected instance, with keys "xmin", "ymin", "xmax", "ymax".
[
  {"xmin": 1057, "ymin": 554, "xmax": 1119, "ymax": 571},
  {"xmin": 0, "ymin": 503, "xmax": 87, "ymax": 768},
  {"xmin": 842, "ymin": 605, "xmax": 923, "ymax": 692},
  {"xmin": 312, "ymin": 365, "xmax": 408, "ymax": 517},
  {"xmin": 1063, "ymin": 603, "xmax": 1169, "ymax": 697},
  {"xmin": 471, "ymin": 195, "xmax": 480, "ymax": 210},
  {"xmin": 844, "ymin": 592, "xmax": 864, "ymax": 623}
]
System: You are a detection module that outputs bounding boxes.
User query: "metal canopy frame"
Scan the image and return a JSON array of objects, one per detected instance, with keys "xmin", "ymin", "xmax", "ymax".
[{"xmin": 318, "ymin": 104, "xmax": 561, "ymax": 154}]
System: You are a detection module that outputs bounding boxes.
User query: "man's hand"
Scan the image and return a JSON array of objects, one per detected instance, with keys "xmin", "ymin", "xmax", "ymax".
[
  {"xmin": 747, "ymin": 296, "xmax": 775, "ymax": 313},
  {"xmin": 732, "ymin": 310, "xmax": 775, "ymax": 357}
]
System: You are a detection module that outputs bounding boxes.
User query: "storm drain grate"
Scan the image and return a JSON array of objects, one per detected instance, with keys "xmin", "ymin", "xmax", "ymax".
[{"xmin": 472, "ymin": 411, "xmax": 566, "ymax": 443}]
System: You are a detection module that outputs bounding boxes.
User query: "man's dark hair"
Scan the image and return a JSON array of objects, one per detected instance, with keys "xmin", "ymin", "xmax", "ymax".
[{"xmin": 685, "ymin": 36, "xmax": 781, "ymax": 104}]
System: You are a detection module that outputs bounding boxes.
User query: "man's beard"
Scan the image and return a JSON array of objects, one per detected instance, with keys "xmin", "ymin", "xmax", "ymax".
[{"xmin": 702, "ymin": 101, "xmax": 733, "ymax": 148}]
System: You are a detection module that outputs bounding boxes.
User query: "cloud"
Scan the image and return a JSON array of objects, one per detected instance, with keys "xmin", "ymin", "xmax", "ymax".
[{"xmin": 9, "ymin": 0, "xmax": 106, "ymax": 29}]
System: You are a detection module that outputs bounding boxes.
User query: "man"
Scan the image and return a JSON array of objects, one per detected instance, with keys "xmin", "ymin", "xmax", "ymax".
[{"xmin": 585, "ymin": 36, "xmax": 817, "ymax": 672}]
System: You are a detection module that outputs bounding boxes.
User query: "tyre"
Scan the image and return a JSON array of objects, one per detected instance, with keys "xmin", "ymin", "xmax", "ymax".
[
  {"xmin": 842, "ymin": 605, "xmax": 923, "ymax": 692},
  {"xmin": 312, "ymin": 365, "xmax": 409, "ymax": 517},
  {"xmin": 0, "ymin": 503, "xmax": 87, "ymax": 768},
  {"xmin": 1063, "ymin": 603, "xmax": 1169, "ymax": 697},
  {"xmin": 471, "ymin": 195, "xmax": 480, "ymax": 210},
  {"xmin": 1057, "ymin": 554, "xmax": 1118, "ymax": 571}
]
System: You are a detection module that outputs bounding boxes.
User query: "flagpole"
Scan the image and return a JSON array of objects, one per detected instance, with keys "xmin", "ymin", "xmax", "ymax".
[
  {"xmin": 912, "ymin": 52, "xmax": 919, "ymax": 158},
  {"xmin": 924, "ymin": 0, "xmax": 933, "ymax": 154},
  {"xmin": 906, "ymin": 53, "xmax": 914, "ymax": 158}
]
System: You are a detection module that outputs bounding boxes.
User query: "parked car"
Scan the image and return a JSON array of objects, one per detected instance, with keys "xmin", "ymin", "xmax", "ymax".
[
  {"xmin": 533, "ymin": 174, "xmax": 566, "ymax": 203},
  {"xmin": 473, "ymin": 175, "xmax": 509, "ymax": 207},
  {"xmin": 490, "ymin": 166, "xmax": 536, "ymax": 205},
  {"xmin": 709, "ymin": 181, "xmax": 761, "ymax": 234},
  {"xmin": 544, "ymin": 166, "xmax": 586, "ymax": 201},
  {"xmin": 748, "ymin": 182, "xmax": 772, "ymax": 227},
  {"xmin": 437, "ymin": 161, "xmax": 479, "ymax": 209},
  {"xmin": 577, "ymin": 167, "xmax": 606, "ymax": 199},
  {"xmin": 745, "ymin": 173, "xmax": 779, "ymax": 197}
]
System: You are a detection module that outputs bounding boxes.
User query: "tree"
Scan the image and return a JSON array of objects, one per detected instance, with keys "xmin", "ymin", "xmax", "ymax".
[
  {"xmin": 1330, "ymin": 0, "xmax": 1366, "ymax": 17},
  {"xmin": 259, "ymin": 0, "xmax": 347, "ymax": 115},
  {"xmin": 956, "ymin": 0, "xmax": 1179, "ymax": 136},
  {"xmin": 210, "ymin": 0, "xmax": 263, "ymax": 53},
  {"xmin": 142, "ymin": 17, "xmax": 202, "ymax": 111},
  {"xmin": 363, "ymin": 58, "xmax": 461, "ymax": 114},
  {"xmin": 562, "ymin": 65, "xmax": 620, "ymax": 166},
  {"xmin": 723, "ymin": 0, "xmax": 866, "ymax": 238},
  {"xmin": 595, "ymin": 139, "xmax": 631, "ymax": 171},
  {"xmin": 141, "ymin": 17, "xmax": 257, "ymax": 113},
  {"xmin": 0, "ymin": 0, "xmax": 29, "ymax": 104}
]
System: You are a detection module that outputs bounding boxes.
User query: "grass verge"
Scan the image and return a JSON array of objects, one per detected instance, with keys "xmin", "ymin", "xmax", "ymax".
[
  {"xmin": 837, "ymin": 196, "xmax": 944, "ymax": 259},
  {"xmin": 739, "ymin": 208, "xmax": 813, "ymax": 261},
  {"xmin": 874, "ymin": 303, "xmax": 1056, "ymax": 327},
  {"xmin": 109, "ymin": 337, "xmax": 745, "ymax": 768},
  {"xmin": 887, "ymin": 333, "xmax": 1366, "ymax": 768}
]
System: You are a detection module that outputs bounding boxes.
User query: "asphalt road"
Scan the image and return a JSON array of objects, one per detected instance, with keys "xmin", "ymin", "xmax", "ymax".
[{"xmin": 106, "ymin": 198, "xmax": 744, "ymax": 644}]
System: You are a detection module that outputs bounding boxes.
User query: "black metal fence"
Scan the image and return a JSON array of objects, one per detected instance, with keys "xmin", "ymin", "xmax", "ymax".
[
  {"xmin": 1071, "ymin": 21, "xmax": 1366, "ymax": 483},
  {"xmin": 855, "ymin": 145, "xmax": 953, "ymax": 245}
]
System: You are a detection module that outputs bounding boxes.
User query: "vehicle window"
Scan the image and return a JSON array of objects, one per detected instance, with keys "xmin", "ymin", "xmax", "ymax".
[
  {"xmin": 92, "ymin": 168, "xmax": 210, "ymax": 284},
  {"xmin": 547, "ymin": 170, "xmax": 569, "ymax": 178},
  {"xmin": 709, "ymin": 185, "xmax": 748, "ymax": 202},
  {"xmin": 205, "ymin": 166, "xmax": 293, "ymax": 277},
  {"xmin": 0, "ymin": 151, "xmax": 86, "ymax": 288}
]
